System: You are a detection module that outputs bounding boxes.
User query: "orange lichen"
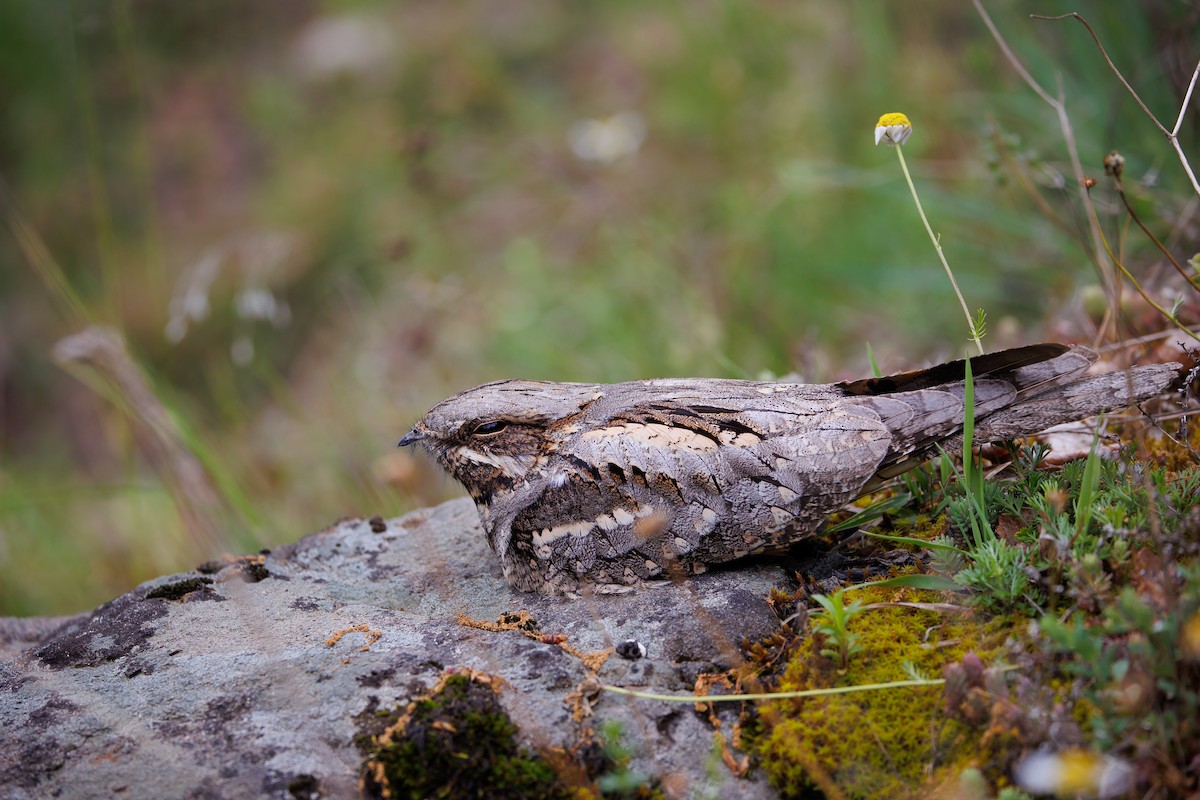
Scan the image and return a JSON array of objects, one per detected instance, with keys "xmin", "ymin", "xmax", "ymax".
[{"xmin": 324, "ymin": 623, "xmax": 382, "ymax": 651}]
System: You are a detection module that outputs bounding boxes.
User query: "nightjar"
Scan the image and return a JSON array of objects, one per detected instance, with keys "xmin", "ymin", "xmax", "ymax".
[{"xmin": 399, "ymin": 344, "xmax": 1179, "ymax": 595}]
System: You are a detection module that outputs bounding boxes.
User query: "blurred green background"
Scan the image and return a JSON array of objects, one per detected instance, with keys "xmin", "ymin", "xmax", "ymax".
[{"xmin": 2, "ymin": 1, "xmax": 1196, "ymax": 615}]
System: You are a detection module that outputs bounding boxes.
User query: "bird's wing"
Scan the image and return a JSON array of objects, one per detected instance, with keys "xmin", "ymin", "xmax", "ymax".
[{"xmin": 505, "ymin": 385, "xmax": 905, "ymax": 575}]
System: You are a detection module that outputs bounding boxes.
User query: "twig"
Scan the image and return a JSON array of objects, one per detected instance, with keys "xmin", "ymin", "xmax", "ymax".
[
  {"xmin": 0, "ymin": 175, "xmax": 90, "ymax": 326},
  {"xmin": 600, "ymin": 677, "xmax": 946, "ymax": 704},
  {"xmin": 1095, "ymin": 325, "xmax": 1200, "ymax": 352},
  {"xmin": 1082, "ymin": 187, "xmax": 1200, "ymax": 342},
  {"xmin": 1112, "ymin": 177, "xmax": 1200, "ymax": 291},
  {"xmin": 972, "ymin": 1, "xmax": 1117, "ymax": 311},
  {"xmin": 53, "ymin": 326, "xmax": 233, "ymax": 553},
  {"xmin": 602, "ymin": 663, "xmax": 1023, "ymax": 704},
  {"xmin": 985, "ymin": 117, "xmax": 1074, "ymax": 237},
  {"xmin": 1032, "ymin": 12, "xmax": 1200, "ymax": 199}
]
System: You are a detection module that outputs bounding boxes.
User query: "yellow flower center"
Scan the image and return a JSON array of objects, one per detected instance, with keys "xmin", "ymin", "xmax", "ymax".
[{"xmin": 875, "ymin": 112, "xmax": 911, "ymax": 129}]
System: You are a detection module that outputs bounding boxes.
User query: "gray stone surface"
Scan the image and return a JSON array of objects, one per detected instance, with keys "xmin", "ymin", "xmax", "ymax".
[{"xmin": 0, "ymin": 498, "xmax": 794, "ymax": 799}]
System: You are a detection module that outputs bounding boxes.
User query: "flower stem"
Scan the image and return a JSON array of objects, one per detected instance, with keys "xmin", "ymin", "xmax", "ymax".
[{"xmin": 894, "ymin": 145, "xmax": 984, "ymax": 354}]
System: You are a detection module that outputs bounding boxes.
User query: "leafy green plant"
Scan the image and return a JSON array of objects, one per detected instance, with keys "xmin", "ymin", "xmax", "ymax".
[
  {"xmin": 912, "ymin": 358, "xmax": 1036, "ymax": 613},
  {"xmin": 1039, "ymin": 566, "xmax": 1200, "ymax": 760},
  {"xmin": 809, "ymin": 589, "xmax": 865, "ymax": 671},
  {"xmin": 957, "ymin": 357, "xmax": 992, "ymax": 546},
  {"xmin": 954, "ymin": 537, "xmax": 1037, "ymax": 613},
  {"xmin": 594, "ymin": 720, "xmax": 655, "ymax": 797},
  {"xmin": 1071, "ymin": 425, "xmax": 1104, "ymax": 539}
]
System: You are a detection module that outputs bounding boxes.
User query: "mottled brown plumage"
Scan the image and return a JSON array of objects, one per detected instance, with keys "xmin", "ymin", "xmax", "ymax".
[{"xmin": 400, "ymin": 344, "xmax": 1179, "ymax": 594}]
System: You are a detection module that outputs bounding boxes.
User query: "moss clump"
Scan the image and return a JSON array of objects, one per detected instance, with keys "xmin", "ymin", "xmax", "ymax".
[
  {"xmin": 754, "ymin": 585, "xmax": 1008, "ymax": 799},
  {"xmin": 362, "ymin": 672, "xmax": 571, "ymax": 800},
  {"xmin": 144, "ymin": 576, "xmax": 214, "ymax": 600}
]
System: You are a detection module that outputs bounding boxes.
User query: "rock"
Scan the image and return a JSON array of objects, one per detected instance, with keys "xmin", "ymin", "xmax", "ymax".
[{"xmin": 0, "ymin": 498, "xmax": 792, "ymax": 799}]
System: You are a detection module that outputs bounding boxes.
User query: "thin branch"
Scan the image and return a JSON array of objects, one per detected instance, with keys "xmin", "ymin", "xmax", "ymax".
[
  {"xmin": 972, "ymin": 1, "xmax": 1117, "ymax": 303},
  {"xmin": 1171, "ymin": 137, "xmax": 1200, "ymax": 199},
  {"xmin": 1031, "ymin": 13, "xmax": 1168, "ymax": 134},
  {"xmin": 600, "ymin": 677, "xmax": 946, "ymax": 704},
  {"xmin": 0, "ymin": 174, "xmax": 91, "ymax": 326},
  {"xmin": 1113, "ymin": 178, "xmax": 1200, "ymax": 291},
  {"xmin": 1084, "ymin": 187, "xmax": 1200, "ymax": 342},
  {"xmin": 985, "ymin": 119, "xmax": 1075, "ymax": 237},
  {"xmin": 1172, "ymin": 59, "xmax": 1200, "ymax": 136},
  {"xmin": 976, "ymin": 3, "xmax": 1056, "ymax": 106},
  {"xmin": 1094, "ymin": 324, "xmax": 1200, "ymax": 352},
  {"xmin": 1032, "ymin": 12, "xmax": 1200, "ymax": 198}
]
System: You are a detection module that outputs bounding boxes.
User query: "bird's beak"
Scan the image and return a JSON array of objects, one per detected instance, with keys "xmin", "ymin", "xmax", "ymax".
[{"xmin": 397, "ymin": 428, "xmax": 426, "ymax": 448}]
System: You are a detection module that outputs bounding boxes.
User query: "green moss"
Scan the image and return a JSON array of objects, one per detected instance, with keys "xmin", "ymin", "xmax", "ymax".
[
  {"xmin": 362, "ymin": 673, "xmax": 572, "ymax": 800},
  {"xmin": 1141, "ymin": 417, "xmax": 1200, "ymax": 472},
  {"xmin": 754, "ymin": 585, "xmax": 1010, "ymax": 799},
  {"xmin": 144, "ymin": 576, "xmax": 214, "ymax": 601}
]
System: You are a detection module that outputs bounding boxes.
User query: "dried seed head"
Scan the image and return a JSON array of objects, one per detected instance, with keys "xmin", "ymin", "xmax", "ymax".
[{"xmin": 1103, "ymin": 150, "xmax": 1125, "ymax": 179}]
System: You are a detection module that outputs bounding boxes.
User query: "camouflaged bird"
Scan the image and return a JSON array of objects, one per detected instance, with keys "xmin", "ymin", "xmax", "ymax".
[{"xmin": 399, "ymin": 344, "xmax": 1179, "ymax": 594}]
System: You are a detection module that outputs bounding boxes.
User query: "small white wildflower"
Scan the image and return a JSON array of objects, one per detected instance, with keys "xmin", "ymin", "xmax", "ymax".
[
  {"xmin": 291, "ymin": 14, "xmax": 396, "ymax": 82},
  {"xmin": 1014, "ymin": 748, "xmax": 1134, "ymax": 798},
  {"xmin": 568, "ymin": 111, "xmax": 646, "ymax": 164},
  {"xmin": 236, "ymin": 287, "xmax": 290, "ymax": 325},
  {"xmin": 874, "ymin": 112, "xmax": 912, "ymax": 146},
  {"xmin": 164, "ymin": 249, "xmax": 221, "ymax": 344}
]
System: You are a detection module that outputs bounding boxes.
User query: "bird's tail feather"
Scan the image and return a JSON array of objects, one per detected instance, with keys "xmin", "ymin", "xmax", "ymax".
[
  {"xmin": 857, "ymin": 345, "xmax": 1181, "ymax": 484},
  {"xmin": 971, "ymin": 361, "xmax": 1179, "ymax": 442}
]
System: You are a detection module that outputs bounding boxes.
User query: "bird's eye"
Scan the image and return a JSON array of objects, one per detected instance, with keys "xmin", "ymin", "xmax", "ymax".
[{"xmin": 471, "ymin": 420, "xmax": 509, "ymax": 436}]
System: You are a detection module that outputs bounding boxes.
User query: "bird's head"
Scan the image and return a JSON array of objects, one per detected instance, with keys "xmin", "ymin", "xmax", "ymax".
[{"xmin": 399, "ymin": 380, "xmax": 603, "ymax": 505}]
